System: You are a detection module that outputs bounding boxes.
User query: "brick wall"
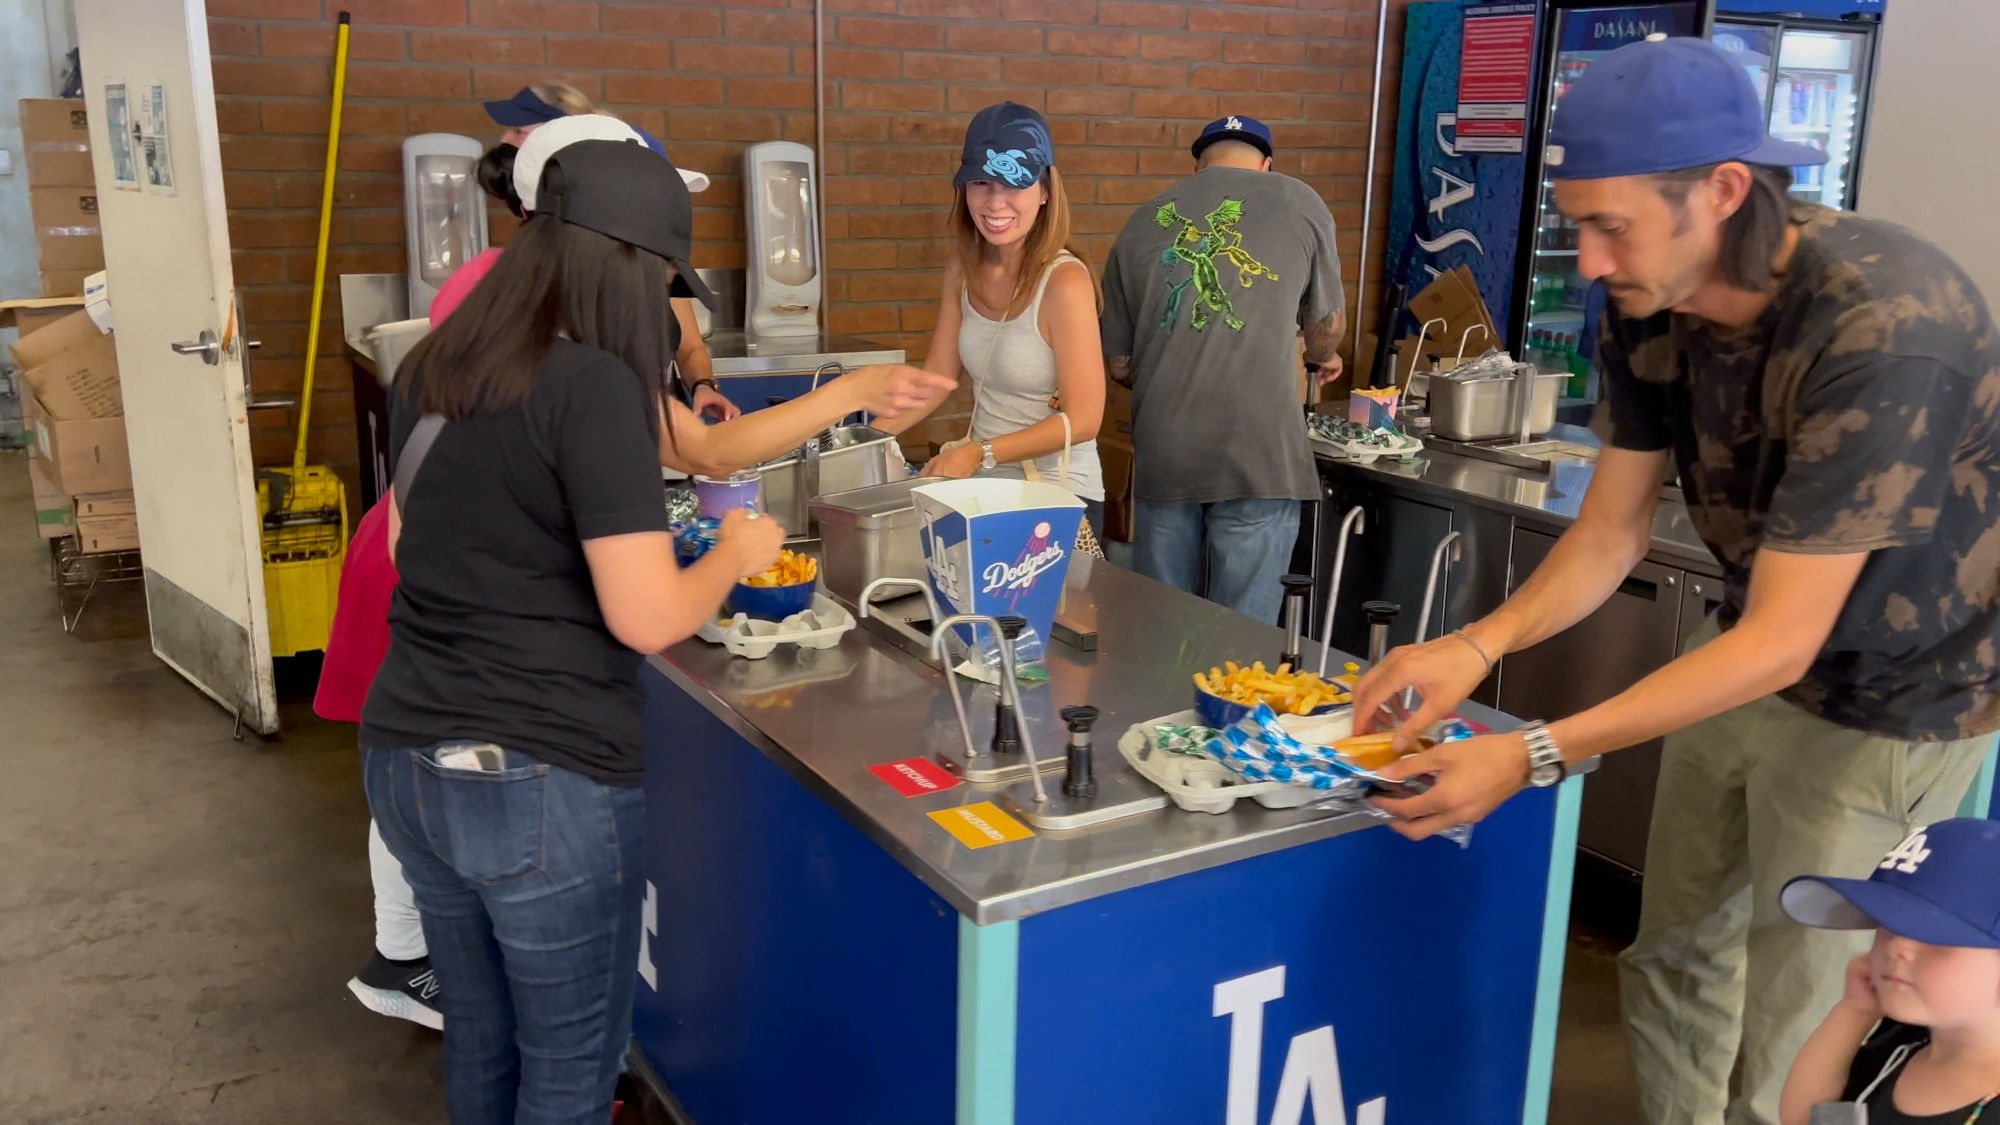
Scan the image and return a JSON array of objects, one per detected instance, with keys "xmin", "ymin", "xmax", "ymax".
[{"xmin": 208, "ymin": 0, "xmax": 1411, "ymax": 484}]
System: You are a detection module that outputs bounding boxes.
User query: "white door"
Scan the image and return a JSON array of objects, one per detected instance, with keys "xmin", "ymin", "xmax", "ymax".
[{"xmin": 74, "ymin": 0, "xmax": 278, "ymax": 734}]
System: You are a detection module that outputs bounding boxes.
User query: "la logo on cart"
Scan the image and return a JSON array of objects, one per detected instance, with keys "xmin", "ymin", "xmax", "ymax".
[{"xmin": 1215, "ymin": 966, "xmax": 1386, "ymax": 1125}]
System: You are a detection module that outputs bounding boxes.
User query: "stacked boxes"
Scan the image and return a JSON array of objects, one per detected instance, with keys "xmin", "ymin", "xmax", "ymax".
[
  {"xmin": 19, "ymin": 99, "xmax": 102, "ymax": 297},
  {"xmin": 8, "ymin": 308, "xmax": 133, "ymax": 552}
]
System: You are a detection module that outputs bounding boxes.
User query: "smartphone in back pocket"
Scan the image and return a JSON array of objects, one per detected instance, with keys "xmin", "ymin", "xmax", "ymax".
[{"xmin": 436, "ymin": 744, "xmax": 507, "ymax": 772}]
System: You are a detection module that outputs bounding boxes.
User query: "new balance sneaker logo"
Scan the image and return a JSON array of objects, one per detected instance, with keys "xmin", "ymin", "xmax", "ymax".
[{"xmin": 1879, "ymin": 831, "xmax": 1932, "ymax": 875}]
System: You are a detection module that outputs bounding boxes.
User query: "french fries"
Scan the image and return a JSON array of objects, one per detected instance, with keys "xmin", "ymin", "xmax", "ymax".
[
  {"xmin": 744, "ymin": 549, "xmax": 819, "ymax": 588},
  {"xmin": 1193, "ymin": 660, "xmax": 1354, "ymax": 716}
]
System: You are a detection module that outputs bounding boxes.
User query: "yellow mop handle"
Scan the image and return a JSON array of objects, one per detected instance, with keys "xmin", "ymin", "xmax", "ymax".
[{"xmin": 292, "ymin": 11, "xmax": 351, "ymax": 480}]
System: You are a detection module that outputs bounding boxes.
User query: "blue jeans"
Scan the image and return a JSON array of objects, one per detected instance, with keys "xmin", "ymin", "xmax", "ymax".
[
  {"xmin": 364, "ymin": 745, "xmax": 646, "ymax": 1125},
  {"xmin": 1133, "ymin": 499, "xmax": 1301, "ymax": 625}
]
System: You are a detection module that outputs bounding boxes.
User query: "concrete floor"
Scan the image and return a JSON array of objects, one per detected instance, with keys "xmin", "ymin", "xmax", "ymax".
[{"xmin": 0, "ymin": 450, "xmax": 1640, "ymax": 1123}]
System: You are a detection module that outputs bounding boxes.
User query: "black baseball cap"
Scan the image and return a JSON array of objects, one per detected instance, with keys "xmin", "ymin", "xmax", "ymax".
[
  {"xmin": 484, "ymin": 87, "xmax": 564, "ymax": 129},
  {"xmin": 535, "ymin": 139, "xmax": 718, "ymax": 310},
  {"xmin": 954, "ymin": 102, "xmax": 1056, "ymax": 189},
  {"xmin": 1193, "ymin": 114, "xmax": 1274, "ymax": 160}
]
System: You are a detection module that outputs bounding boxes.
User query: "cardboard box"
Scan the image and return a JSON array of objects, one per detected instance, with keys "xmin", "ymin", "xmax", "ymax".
[
  {"xmin": 10, "ymin": 307, "xmax": 105, "ymax": 370},
  {"xmin": 32, "ymin": 394, "xmax": 131, "ymax": 496},
  {"xmin": 27, "ymin": 455, "xmax": 74, "ymax": 540},
  {"xmin": 36, "ymin": 232, "xmax": 105, "ymax": 276},
  {"xmin": 1097, "ymin": 438, "xmax": 1136, "ymax": 543},
  {"xmin": 30, "ymin": 187, "xmax": 99, "ymax": 232},
  {"xmin": 20, "ymin": 98, "xmax": 93, "ymax": 189},
  {"xmin": 23, "ymin": 333, "xmax": 122, "ymax": 420},
  {"xmin": 73, "ymin": 490, "xmax": 136, "ymax": 518},
  {"xmin": 0, "ymin": 296, "xmax": 85, "ymax": 338},
  {"xmin": 1102, "ymin": 378, "xmax": 1133, "ymax": 446},
  {"xmin": 42, "ymin": 269, "xmax": 96, "ymax": 298},
  {"xmin": 1405, "ymin": 266, "xmax": 1499, "ymax": 369},
  {"xmin": 75, "ymin": 512, "xmax": 139, "ymax": 554}
]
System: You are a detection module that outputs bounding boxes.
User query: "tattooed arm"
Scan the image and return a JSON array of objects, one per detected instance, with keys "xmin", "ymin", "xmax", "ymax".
[{"xmin": 1302, "ymin": 308, "xmax": 1347, "ymax": 387}]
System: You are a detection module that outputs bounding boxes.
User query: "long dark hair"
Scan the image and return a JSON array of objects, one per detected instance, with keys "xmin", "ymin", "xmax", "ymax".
[
  {"xmin": 397, "ymin": 214, "xmax": 678, "ymax": 445},
  {"xmin": 477, "ymin": 143, "xmax": 522, "ymax": 217},
  {"xmin": 1654, "ymin": 163, "xmax": 1796, "ymax": 293}
]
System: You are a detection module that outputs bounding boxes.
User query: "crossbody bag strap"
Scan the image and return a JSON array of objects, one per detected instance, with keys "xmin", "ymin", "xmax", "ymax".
[{"xmin": 393, "ymin": 413, "xmax": 447, "ymax": 508}]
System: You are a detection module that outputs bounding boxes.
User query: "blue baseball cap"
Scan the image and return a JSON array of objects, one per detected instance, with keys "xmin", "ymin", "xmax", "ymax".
[
  {"xmin": 954, "ymin": 102, "xmax": 1055, "ymax": 190},
  {"xmin": 484, "ymin": 87, "xmax": 564, "ymax": 129},
  {"xmin": 1548, "ymin": 35, "xmax": 1827, "ymax": 181},
  {"xmin": 1782, "ymin": 818, "xmax": 2000, "ymax": 949},
  {"xmin": 1193, "ymin": 114, "xmax": 1274, "ymax": 160}
]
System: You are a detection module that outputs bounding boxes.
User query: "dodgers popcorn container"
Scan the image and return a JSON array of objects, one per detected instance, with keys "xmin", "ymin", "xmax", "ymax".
[{"xmin": 913, "ymin": 479, "xmax": 1083, "ymax": 648}]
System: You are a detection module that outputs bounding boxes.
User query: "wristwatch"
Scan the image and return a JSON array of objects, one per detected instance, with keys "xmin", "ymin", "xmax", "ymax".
[
  {"xmin": 1520, "ymin": 720, "xmax": 1568, "ymax": 788},
  {"xmin": 686, "ymin": 376, "xmax": 719, "ymax": 398},
  {"xmin": 979, "ymin": 440, "xmax": 997, "ymax": 470}
]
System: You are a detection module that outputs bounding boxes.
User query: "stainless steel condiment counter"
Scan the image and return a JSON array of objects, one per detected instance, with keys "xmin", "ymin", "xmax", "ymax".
[
  {"xmin": 646, "ymin": 556, "xmax": 1511, "ymax": 926},
  {"xmin": 1315, "ymin": 427, "xmax": 1717, "ymax": 575}
]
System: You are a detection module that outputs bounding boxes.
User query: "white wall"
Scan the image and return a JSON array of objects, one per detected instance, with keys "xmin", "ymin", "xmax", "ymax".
[
  {"xmin": 0, "ymin": 0, "xmax": 79, "ymax": 305},
  {"xmin": 1858, "ymin": 2, "xmax": 2000, "ymax": 304}
]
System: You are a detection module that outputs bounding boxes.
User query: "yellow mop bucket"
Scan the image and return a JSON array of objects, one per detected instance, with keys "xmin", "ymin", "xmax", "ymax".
[
  {"xmin": 258, "ymin": 12, "xmax": 352, "ymax": 657},
  {"xmin": 259, "ymin": 466, "xmax": 347, "ymax": 658}
]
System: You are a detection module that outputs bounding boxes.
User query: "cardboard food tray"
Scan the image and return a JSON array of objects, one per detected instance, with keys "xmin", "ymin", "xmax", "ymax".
[
  {"xmin": 696, "ymin": 593, "xmax": 856, "ymax": 660},
  {"xmin": 1118, "ymin": 708, "xmax": 1359, "ymax": 815}
]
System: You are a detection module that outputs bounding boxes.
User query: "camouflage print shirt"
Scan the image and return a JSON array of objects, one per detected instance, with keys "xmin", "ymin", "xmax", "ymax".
[{"xmin": 1600, "ymin": 206, "xmax": 2000, "ymax": 741}]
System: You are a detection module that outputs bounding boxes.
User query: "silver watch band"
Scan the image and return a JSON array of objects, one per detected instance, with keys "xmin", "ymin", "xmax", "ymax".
[{"xmin": 979, "ymin": 440, "xmax": 996, "ymax": 469}]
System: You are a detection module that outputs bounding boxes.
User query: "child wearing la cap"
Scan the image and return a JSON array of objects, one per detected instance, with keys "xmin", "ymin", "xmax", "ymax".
[{"xmin": 1779, "ymin": 818, "xmax": 2000, "ymax": 1125}]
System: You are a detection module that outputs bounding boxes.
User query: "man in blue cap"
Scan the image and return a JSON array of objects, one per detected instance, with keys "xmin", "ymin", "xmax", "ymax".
[
  {"xmin": 1349, "ymin": 35, "xmax": 2000, "ymax": 1123},
  {"xmin": 1101, "ymin": 113, "xmax": 1346, "ymax": 623}
]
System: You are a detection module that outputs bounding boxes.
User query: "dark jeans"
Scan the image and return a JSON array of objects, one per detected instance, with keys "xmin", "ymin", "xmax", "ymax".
[
  {"xmin": 1133, "ymin": 498, "xmax": 1301, "ymax": 625},
  {"xmin": 364, "ymin": 744, "xmax": 646, "ymax": 1125}
]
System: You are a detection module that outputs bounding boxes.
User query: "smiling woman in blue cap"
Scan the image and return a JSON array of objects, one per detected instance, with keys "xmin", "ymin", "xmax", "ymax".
[
  {"xmin": 1349, "ymin": 34, "xmax": 2000, "ymax": 1124},
  {"xmin": 872, "ymin": 102, "xmax": 1109, "ymax": 541}
]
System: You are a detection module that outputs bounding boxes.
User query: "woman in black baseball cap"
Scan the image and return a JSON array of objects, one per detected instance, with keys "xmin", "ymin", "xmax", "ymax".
[{"xmin": 361, "ymin": 139, "xmax": 951, "ymax": 1122}]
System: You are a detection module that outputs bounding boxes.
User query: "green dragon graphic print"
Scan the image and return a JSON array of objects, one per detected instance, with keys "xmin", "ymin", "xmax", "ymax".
[{"xmin": 1154, "ymin": 198, "xmax": 1278, "ymax": 332}]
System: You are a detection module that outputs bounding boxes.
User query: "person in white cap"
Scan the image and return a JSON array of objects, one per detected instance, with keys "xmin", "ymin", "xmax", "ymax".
[{"xmin": 433, "ymin": 111, "xmax": 736, "ymax": 421}]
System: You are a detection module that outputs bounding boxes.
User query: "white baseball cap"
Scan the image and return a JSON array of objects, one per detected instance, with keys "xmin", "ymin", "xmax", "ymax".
[
  {"xmin": 515, "ymin": 115, "xmax": 646, "ymax": 212},
  {"xmin": 512, "ymin": 114, "xmax": 711, "ymax": 209}
]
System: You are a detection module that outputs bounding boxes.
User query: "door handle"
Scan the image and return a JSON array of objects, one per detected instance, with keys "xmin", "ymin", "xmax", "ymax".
[{"xmin": 171, "ymin": 330, "xmax": 221, "ymax": 365}]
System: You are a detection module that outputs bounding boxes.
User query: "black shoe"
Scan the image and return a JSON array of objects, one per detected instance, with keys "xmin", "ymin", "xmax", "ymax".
[{"xmin": 347, "ymin": 952, "xmax": 443, "ymax": 1030}]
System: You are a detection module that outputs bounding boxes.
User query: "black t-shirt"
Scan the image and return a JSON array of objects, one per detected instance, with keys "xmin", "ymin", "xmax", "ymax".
[
  {"xmin": 1840, "ymin": 1019, "xmax": 1989, "ymax": 1124},
  {"xmin": 1599, "ymin": 206, "xmax": 2000, "ymax": 741},
  {"xmin": 359, "ymin": 339, "xmax": 672, "ymax": 785}
]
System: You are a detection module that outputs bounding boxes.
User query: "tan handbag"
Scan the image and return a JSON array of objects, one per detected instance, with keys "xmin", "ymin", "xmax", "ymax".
[{"xmin": 1017, "ymin": 411, "xmax": 1105, "ymax": 561}]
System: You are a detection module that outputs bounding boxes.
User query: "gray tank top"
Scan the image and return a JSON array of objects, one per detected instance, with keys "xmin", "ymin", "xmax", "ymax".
[{"xmin": 958, "ymin": 252, "xmax": 1104, "ymax": 501}]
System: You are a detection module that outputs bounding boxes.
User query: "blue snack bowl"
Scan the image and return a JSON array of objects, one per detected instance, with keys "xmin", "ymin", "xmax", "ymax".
[
  {"xmin": 727, "ymin": 580, "xmax": 817, "ymax": 622},
  {"xmin": 1194, "ymin": 682, "xmax": 1344, "ymax": 731}
]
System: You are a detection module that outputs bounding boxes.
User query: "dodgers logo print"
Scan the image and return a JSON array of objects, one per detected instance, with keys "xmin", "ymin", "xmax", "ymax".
[{"xmin": 982, "ymin": 520, "xmax": 1067, "ymax": 610}]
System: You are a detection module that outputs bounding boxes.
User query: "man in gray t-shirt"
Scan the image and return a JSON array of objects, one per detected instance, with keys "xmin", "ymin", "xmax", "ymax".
[{"xmin": 1101, "ymin": 114, "xmax": 1345, "ymax": 624}]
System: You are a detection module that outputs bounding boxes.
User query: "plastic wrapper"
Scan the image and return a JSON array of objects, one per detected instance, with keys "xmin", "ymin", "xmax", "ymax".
[
  {"xmin": 664, "ymin": 487, "xmax": 701, "ymax": 528},
  {"xmin": 1435, "ymin": 347, "xmax": 1516, "ymax": 383},
  {"xmin": 674, "ymin": 516, "xmax": 721, "ymax": 566},
  {"xmin": 1152, "ymin": 723, "xmax": 1218, "ymax": 757},
  {"xmin": 1202, "ymin": 704, "xmax": 1474, "ymax": 847}
]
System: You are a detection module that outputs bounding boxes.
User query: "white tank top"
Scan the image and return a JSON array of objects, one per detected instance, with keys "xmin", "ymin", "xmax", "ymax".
[{"xmin": 958, "ymin": 252, "xmax": 1104, "ymax": 501}]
